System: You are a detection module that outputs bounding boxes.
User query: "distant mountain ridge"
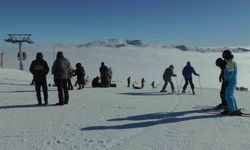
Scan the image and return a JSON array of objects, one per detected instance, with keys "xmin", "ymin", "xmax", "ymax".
[
  {"xmin": 76, "ymin": 39, "xmax": 250, "ymax": 53},
  {"xmin": 173, "ymin": 45, "xmax": 250, "ymax": 53},
  {"xmin": 77, "ymin": 39, "xmax": 148, "ymax": 48}
]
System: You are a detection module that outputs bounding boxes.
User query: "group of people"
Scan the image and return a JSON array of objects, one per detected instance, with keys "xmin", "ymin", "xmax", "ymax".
[
  {"xmin": 126, "ymin": 62, "xmax": 200, "ymax": 94},
  {"xmin": 159, "ymin": 50, "xmax": 240, "ymax": 115},
  {"xmin": 30, "ymin": 51, "xmax": 86, "ymax": 105},
  {"xmin": 92, "ymin": 62, "xmax": 113, "ymax": 87},
  {"xmin": 30, "ymin": 52, "xmax": 115, "ymax": 105},
  {"xmin": 30, "ymin": 51, "xmax": 70, "ymax": 105},
  {"xmin": 215, "ymin": 50, "xmax": 240, "ymax": 115},
  {"xmin": 160, "ymin": 62, "xmax": 200, "ymax": 95},
  {"xmin": 30, "ymin": 50, "xmax": 240, "ymax": 115}
]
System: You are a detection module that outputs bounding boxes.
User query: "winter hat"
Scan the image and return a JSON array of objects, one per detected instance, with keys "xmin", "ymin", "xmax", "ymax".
[
  {"xmin": 56, "ymin": 51, "xmax": 64, "ymax": 59},
  {"xmin": 215, "ymin": 58, "xmax": 224, "ymax": 67},
  {"xmin": 36, "ymin": 52, "xmax": 43, "ymax": 60},
  {"xmin": 222, "ymin": 50, "xmax": 233, "ymax": 60},
  {"xmin": 76, "ymin": 62, "xmax": 81, "ymax": 68}
]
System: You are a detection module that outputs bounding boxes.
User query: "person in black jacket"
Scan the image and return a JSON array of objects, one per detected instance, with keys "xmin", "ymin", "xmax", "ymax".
[
  {"xmin": 74, "ymin": 63, "xmax": 85, "ymax": 90},
  {"xmin": 29, "ymin": 52, "xmax": 49, "ymax": 105},
  {"xmin": 215, "ymin": 58, "xmax": 227, "ymax": 109},
  {"xmin": 182, "ymin": 61, "xmax": 199, "ymax": 95},
  {"xmin": 160, "ymin": 65, "xmax": 177, "ymax": 93},
  {"xmin": 99, "ymin": 62, "xmax": 108, "ymax": 87},
  {"xmin": 92, "ymin": 76, "xmax": 101, "ymax": 87}
]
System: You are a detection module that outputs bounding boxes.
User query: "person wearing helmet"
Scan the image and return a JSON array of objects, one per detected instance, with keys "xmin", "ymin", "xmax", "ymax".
[
  {"xmin": 181, "ymin": 61, "xmax": 199, "ymax": 95},
  {"xmin": 221, "ymin": 50, "xmax": 241, "ymax": 115},
  {"xmin": 160, "ymin": 65, "xmax": 177, "ymax": 93},
  {"xmin": 215, "ymin": 58, "xmax": 227, "ymax": 109},
  {"xmin": 29, "ymin": 52, "xmax": 49, "ymax": 105}
]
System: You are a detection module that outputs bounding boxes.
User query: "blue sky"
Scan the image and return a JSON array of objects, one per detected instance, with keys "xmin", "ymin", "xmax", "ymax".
[{"xmin": 1, "ymin": 0, "xmax": 250, "ymax": 47}]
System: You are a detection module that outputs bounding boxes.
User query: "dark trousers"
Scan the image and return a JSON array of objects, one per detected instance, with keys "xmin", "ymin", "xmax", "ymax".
[
  {"xmin": 100, "ymin": 75, "xmax": 108, "ymax": 87},
  {"xmin": 220, "ymin": 82, "xmax": 227, "ymax": 106},
  {"xmin": 35, "ymin": 79, "xmax": 48, "ymax": 104},
  {"xmin": 55, "ymin": 79, "xmax": 69, "ymax": 104},
  {"xmin": 182, "ymin": 79, "xmax": 194, "ymax": 91},
  {"xmin": 161, "ymin": 79, "xmax": 174, "ymax": 92},
  {"xmin": 67, "ymin": 79, "xmax": 73, "ymax": 90}
]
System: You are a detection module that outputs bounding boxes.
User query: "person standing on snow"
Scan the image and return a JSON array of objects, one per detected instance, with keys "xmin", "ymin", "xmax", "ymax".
[
  {"xmin": 127, "ymin": 76, "xmax": 131, "ymax": 88},
  {"xmin": 107, "ymin": 67, "xmax": 112, "ymax": 86},
  {"xmin": 215, "ymin": 58, "xmax": 227, "ymax": 110},
  {"xmin": 52, "ymin": 51, "xmax": 72, "ymax": 105},
  {"xmin": 99, "ymin": 62, "xmax": 109, "ymax": 87},
  {"xmin": 221, "ymin": 50, "xmax": 240, "ymax": 115},
  {"xmin": 181, "ymin": 61, "xmax": 199, "ymax": 95},
  {"xmin": 74, "ymin": 63, "xmax": 86, "ymax": 90},
  {"xmin": 160, "ymin": 65, "xmax": 177, "ymax": 93},
  {"xmin": 29, "ymin": 52, "xmax": 49, "ymax": 105}
]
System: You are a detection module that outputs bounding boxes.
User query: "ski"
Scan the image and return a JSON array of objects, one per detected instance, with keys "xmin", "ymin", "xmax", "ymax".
[{"xmin": 198, "ymin": 107, "xmax": 250, "ymax": 117}]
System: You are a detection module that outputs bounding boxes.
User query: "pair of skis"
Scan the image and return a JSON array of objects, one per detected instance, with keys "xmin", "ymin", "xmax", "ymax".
[{"xmin": 197, "ymin": 106, "xmax": 250, "ymax": 117}]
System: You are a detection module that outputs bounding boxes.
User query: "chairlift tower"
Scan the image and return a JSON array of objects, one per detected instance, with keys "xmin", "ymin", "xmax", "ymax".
[{"xmin": 4, "ymin": 34, "xmax": 33, "ymax": 70}]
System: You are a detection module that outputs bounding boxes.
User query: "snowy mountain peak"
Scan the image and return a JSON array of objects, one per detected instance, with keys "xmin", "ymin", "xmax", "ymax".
[{"xmin": 77, "ymin": 39, "xmax": 148, "ymax": 48}]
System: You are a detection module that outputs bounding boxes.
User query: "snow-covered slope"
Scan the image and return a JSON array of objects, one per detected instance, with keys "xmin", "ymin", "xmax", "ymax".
[
  {"xmin": 1, "ymin": 42, "xmax": 250, "ymax": 149},
  {"xmin": 0, "ymin": 69, "xmax": 250, "ymax": 150}
]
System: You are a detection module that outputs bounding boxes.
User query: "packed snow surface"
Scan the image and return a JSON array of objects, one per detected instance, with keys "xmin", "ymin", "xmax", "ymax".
[{"xmin": 1, "ymin": 45, "xmax": 250, "ymax": 150}]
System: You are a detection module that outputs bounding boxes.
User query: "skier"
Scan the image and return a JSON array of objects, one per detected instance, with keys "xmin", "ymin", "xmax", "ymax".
[
  {"xmin": 127, "ymin": 76, "xmax": 131, "ymax": 87},
  {"xmin": 74, "ymin": 63, "xmax": 85, "ymax": 90},
  {"xmin": 215, "ymin": 58, "xmax": 227, "ymax": 109},
  {"xmin": 181, "ymin": 61, "xmax": 199, "ymax": 95},
  {"xmin": 29, "ymin": 52, "xmax": 49, "ymax": 105},
  {"xmin": 52, "ymin": 51, "xmax": 71, "ymax": 105},
  {"xmin": 99, "ymin": 62, "xmax": 108, "ymax": 87},
  {"xmin": 133, "ymin": 77, "xmax": 145, "ymax": 89},
  {"xmin": 221, "ymin": 50, "xmax": 241, "ymax": 115},
  {"xmin": 160, "ymin": 65, "xmax": 177, "ymax": 93}
]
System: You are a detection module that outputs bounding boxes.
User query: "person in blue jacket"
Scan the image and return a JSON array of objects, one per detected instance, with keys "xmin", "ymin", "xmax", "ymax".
[
  {"xmin": 181, "ymin": 61, "xmax": 199, "ymax": 95},
  {"xmin": 222, "ymin": 50, "xmax": 241, "ymax": 115}
]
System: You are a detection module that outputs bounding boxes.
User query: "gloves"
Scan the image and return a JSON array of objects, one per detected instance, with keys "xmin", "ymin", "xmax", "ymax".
[{"xmin": 173, "ymin": 74, "xmax": 177, "ymax": 77}]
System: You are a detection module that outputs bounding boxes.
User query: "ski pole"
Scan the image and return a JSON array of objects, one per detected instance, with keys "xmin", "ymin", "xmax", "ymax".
[{"xmin": 199, "ymin": 76, "xmax": 202, "ymax": 94}]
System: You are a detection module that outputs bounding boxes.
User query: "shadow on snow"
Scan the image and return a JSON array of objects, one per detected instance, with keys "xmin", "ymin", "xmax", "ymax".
[
  {"xmin": 117, "ymin": 92, "xmax": 177, "ymax": 96},
  {"xmin": 81, "ymin": 109, "xmax": 221, "ymax": 131},
  {"xmin": 0, "ymin": 104, "xmax": 56, "ymax": 110}
]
